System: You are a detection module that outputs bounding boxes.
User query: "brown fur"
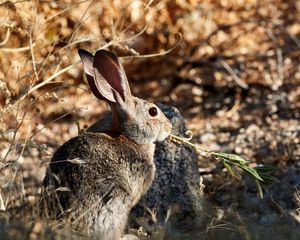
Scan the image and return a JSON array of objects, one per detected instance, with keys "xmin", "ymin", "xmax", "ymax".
[{"xmin": 43, "ymin": 132, "xmax": 156, "ymax": 239}]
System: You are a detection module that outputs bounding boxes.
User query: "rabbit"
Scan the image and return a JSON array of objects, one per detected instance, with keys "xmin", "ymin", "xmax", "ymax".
[
  {"xmin": 88, "ymin": 104, "xmax": 209, "ymax": 238},
  {"xmin": 42, "ymin": 49, "xmax": 172, "ymax": 240}
]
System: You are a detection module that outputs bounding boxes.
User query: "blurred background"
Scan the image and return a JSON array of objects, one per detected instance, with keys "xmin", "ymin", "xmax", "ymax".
[{"xmin": 0, "ymin": 0, "xmax": 299, "ymax": 239}]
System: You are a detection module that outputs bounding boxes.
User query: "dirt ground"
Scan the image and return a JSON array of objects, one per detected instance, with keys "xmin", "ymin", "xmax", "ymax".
[{"xmin": 0, "ymin": 0, "xmax": 299, "ymax": 239}]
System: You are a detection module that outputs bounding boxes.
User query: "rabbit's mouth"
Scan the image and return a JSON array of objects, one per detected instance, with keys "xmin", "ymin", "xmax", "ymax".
[{"xmin": 156, "ymin": 123, "xmax": 172, "ymax": 142}]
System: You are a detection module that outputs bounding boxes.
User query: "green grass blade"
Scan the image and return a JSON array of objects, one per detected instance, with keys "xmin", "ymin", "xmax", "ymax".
[
  {"xmin": 239, "ymin": 164, "xmax": 264, "ymax": 182},
  {"xmin": 212, "ymin": 152, "xmax": 249, "ymax": 165}
]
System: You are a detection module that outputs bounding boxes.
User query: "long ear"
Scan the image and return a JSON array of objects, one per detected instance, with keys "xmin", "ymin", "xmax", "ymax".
[
  {"xmin": 93, "ymin": 50, "xmax": 132, "ymax": 104},
  {"xmin": 78, "ymin": 49, "xmax": 105, "ymax": 100}
]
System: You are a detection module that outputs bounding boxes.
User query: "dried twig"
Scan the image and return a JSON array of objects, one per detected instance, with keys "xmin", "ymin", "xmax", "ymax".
[
  {"xmin": 122, "ymin": 33, "xmax": 183, "ymax": 59},
  {"xmin": 219, "ymin": 59, "xmax": 249, "ymax": 89},
  {"xmin": 0, "ymin": 27, "xmax": 11, "ymax": 46},
  {"xmin": 266, "ymin": 28, "xmax": 284, "ymax": 84},
  {"xmin": 0, "ymin": 44, "xmax": 36, "ymax": 52},
  {"xmin": 29, "ymin": 0, "xmax": 39, "ymax": 85}
]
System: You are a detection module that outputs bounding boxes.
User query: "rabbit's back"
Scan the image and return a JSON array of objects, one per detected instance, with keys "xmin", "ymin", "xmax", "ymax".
[{"xmin": 43, "ymin": 132, "xmax": 155, "ymax": 236}]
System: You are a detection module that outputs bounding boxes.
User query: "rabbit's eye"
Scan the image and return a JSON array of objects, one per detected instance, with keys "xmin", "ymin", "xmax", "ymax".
[{"xmin": 149, "ymin": 107, "xmax": 158, "ymax": 117}]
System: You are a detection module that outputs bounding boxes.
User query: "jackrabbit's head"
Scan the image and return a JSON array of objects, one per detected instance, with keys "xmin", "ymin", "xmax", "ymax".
[{"xmin": 78, "ymin": 49, "xmax": 172, "ymax": 144}]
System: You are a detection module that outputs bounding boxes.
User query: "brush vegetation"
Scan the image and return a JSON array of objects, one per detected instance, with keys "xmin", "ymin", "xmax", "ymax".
[{"xmin": 0, "ymin": 0, "xmax": 299, "ymax": 239}]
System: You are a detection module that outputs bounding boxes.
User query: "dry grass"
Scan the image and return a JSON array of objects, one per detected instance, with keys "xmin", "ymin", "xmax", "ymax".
[{"xmin": 0, "ymin": 0, "xmax": 300, "ymax": 239}]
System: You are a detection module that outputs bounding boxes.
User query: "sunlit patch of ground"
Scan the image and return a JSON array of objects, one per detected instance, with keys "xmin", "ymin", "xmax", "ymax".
[{"xmin": 1, "ymin": 0, "xmax": 299, "ymax": 239}]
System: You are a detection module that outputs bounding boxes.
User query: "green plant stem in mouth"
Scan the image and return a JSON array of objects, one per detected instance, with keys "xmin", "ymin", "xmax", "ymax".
[{"xmin": 169, "ymin": 132, "xmax": 279, "ymax": 199}]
